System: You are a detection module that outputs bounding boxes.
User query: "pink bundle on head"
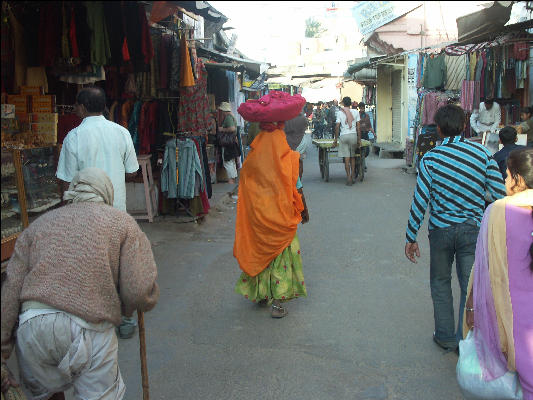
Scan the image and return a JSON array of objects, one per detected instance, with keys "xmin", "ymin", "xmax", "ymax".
[{"xmin": 238, "ymin": 91, "xmax": 306, "ymax": 124}]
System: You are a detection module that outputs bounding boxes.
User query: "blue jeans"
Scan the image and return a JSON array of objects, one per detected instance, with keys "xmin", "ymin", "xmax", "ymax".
[{"xmin": 428, "ymin": 222, "xmax": 479, "ymax": 348}]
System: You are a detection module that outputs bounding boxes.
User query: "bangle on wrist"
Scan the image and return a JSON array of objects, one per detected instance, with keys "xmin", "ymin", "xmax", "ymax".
[{"xmin": 466, "ymin": 307, "xmax": 474, "ymax": 312}]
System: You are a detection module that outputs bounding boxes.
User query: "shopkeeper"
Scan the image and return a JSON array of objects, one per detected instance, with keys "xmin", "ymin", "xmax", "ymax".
[
  {"xmin": 470, "ymin": 98, "xmax": 501, "ymax": 135},
  {"xmin": 515, "ymin": 106, "xmax": 533, "ymax": 147}
]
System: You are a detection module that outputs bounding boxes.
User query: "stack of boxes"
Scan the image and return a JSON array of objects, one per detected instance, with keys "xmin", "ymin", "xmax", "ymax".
[{"xmin": 2, "ymin": 86, "xmax": 57, "ymax": 147}]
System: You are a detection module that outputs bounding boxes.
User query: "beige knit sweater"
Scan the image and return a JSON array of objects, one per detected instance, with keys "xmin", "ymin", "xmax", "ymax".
[{"xmin": 1, "ymin": 202, "xmax": 159, "ymax": 358}]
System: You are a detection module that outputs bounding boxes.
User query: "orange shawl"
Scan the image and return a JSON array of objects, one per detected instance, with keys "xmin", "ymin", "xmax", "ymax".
[{"xmin": 233, "ymin": 128, "xmax": 304, "ymax": 277}]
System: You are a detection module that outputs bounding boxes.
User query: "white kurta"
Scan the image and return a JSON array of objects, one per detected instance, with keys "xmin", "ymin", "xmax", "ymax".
[
  {"xmin": 470, "ymin": 102, "xmax": 501, "ymax": 134},
  {"xmin": 56, "ymin": 116, "xmax": 139, "ymax": 211}
]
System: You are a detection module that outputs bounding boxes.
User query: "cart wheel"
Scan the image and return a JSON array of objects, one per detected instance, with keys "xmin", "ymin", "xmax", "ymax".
[
  {"xmin": 319, "ymin": 149, "xmax": 325, "ymax": 180},
  {"xmin": 324, "ymin": 151, "xmax": 330, "ymax": 182}
]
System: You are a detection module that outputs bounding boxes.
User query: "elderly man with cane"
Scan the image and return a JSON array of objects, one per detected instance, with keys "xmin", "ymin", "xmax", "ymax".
[{"xmin": 1, "ymin": 168, "xmax": 159, "ymax": 399}]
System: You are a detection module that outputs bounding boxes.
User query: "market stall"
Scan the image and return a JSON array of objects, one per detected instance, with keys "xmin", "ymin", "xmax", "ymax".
[
  {"xmin": 409, "ymin": 31, "xmax": 531, "ymax": 167},
  {"xmin": 1, "ymin": 0, "xmax": 258, "ymax": 261}
]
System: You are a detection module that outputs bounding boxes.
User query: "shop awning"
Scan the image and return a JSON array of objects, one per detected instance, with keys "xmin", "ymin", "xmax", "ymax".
[
  {"xmin": 197, "ymin": 46, "xmax": 267, "ymax": 79},
  {"xmin": 344, "ymin": 56, "xmax": 387, "ymax": 77},
  {"xmin": 456, "ymin": 1, "xmax": 514, "ymax": 44},
  {"xmin": 175, "ymin": 1, "xmax": 227, "ymax": 22}
]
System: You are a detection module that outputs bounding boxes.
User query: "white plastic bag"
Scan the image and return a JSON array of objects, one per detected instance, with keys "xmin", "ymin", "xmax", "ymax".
[{"xmin": 457, "ymin": 331, "xmax": 523, "ymax": 400}]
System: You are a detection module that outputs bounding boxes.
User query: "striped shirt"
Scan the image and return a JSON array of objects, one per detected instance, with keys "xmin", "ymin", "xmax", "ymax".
[{"xmin": 406, "ymin": 135, "xmax": 506, "ymax": 243}]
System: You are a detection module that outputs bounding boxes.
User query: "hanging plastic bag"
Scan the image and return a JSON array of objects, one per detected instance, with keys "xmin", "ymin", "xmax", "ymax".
[{"xmin": 457, "ymin": 331, "xmax": 523, "ymax": 400}]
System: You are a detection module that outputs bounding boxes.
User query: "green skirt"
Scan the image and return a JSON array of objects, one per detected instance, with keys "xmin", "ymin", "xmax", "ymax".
[{"xmin": 235, "ymin": 234, "xmax": 307, "ymax": 303}]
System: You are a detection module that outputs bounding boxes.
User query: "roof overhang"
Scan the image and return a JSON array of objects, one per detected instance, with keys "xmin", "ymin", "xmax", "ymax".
[
  {"xmin": 456, "ymin": 1, "xmax": 514, "ymax": 44},
  {"xmin": 197, "ymin": 46, "xmax": 267, "ymax": 79}
]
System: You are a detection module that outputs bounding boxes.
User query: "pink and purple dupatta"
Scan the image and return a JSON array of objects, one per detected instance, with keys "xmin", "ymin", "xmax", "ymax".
[{"xmin": 472, "ymin": 193, "xmax": 533, "ymax": 399}]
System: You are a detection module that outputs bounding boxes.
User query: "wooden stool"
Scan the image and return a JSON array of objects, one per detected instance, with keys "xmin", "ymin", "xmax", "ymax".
[{"xmin": 131, "ymin": 155, "xmax": 157, "ymax": 223}]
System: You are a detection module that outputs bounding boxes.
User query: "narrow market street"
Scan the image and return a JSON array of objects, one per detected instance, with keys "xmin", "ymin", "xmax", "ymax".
[{"xmin": 115, "ymin": 145, "xmax": 465, "ymax": 400}]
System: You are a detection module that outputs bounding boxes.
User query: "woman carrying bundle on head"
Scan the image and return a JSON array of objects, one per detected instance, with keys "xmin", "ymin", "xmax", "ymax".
[{"xmin": 234, "ymin": 91, "xmax": 310, "ymax": 318}]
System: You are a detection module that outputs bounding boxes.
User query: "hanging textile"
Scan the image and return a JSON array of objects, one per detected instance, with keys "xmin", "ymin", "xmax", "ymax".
[
  {"xmin": 444, "ymin": 55, "xmax": 467, "ymax": 91},
  {"xmin": 180, "ymin": 34, "xmax": 195, "ymax": 87},
  {"xmin": 423, "ymin": 53, "xmax": 447, "ymax": 89},
  {"xmin": 422, "ymin": 92, "xmax": 449, "ymax": 125},
  {"xmin": 1, "ymin": 7, "xmax": 15, "ymax": 93},
  {"xmin": 178, "ymin": 59, "xmax": 209, "ymax": 133},
  {"xmin": 169, "ymin": 35, "xmax": 181, "ymax": 91},
  {"xmin": 461, "ymin": 81, "xmax": 481, "ymax": 113},
  {"xmin": 161, "ymin": 138, "xmax": 204, "ymax": 199},
  {"xmin": 159, "ymin": 34, "xmax": 172, "ymax": 89},
  {"xmin": 139, "ymin": 101, "xmax": 159, "ymax": 155},
  {"xmin": 103, "ymin": 1, "xmax": 125, "ymax": 66},
  {"xmin": 85, "ymin": 1, "xmax": 111, "ymax": 66},
  {"xmin": 139, "ymin": 4, "xmax": 154, "ymax": 66}
]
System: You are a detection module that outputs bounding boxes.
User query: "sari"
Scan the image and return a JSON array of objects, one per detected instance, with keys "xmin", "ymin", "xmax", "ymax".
[
  {"xmin": 234, "ymin": 128, "xmax": 306, "ymax": 303},
  {"xmin": 464, "ymin": 190, "xmax": 533, "ymax": 398}
]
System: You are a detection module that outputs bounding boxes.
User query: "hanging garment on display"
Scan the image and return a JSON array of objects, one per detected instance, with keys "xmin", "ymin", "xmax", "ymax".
[
  {"xmin": 423, "ymin": 53, "xmax": 447, "ymax": 89},
  {"xmin": 159, "ymin": 34, "xmax": 172, "ymax": 89},
  {"xmin": 161, "ymin": 138, "xmax": 204, "ymax": 199},
  {"xmin": 139, "ymin": 101, "xmax": 159, "ymax": 155},
  {"xmin": 128, "ymin": 101, "xmax": 143, "ymax": 151},
  {"xmin": 138, "ymin": 4, "xmax": 154, "ymax": 66},
  {"xmin": 179, "ymin": 59, "xmax": 209, "ymax": 133},
  {"xmin": 149, "ymin": 31, "xmax": 160, "ymax": 96},
  {"xmin": 461, "ymin": 81, "xmax": 481, "ymax": 113},
  {"xmin": 422, "ymin": 92, "xmax": 449, "ymax": 125},
  {"xmin": 8, "ymin": 8, "xmax": 26, "ymax": 93},
  {"xmin": 103, "ymin": 1, "xmax": 125, "ymax": 66},
  {"xmin": 38, "ymin": 2, "xmax": 61, "ymax": 67},
  {"xmin": 180, "ymin": 35, "xmax": 195, "ymax": 87},
  {"xmin": 444, "ymin": 55, "xmax": 467, "ymax": 91},
  {"xmin": 169, "ymin": 35, "xmax": 181, "ymax": 91},
  {"xmin": 85, "ymin": 1, "xmax": 111, "ymax": 66}
]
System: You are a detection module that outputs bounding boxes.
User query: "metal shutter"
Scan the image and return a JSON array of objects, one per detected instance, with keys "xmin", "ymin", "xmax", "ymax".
[{"xmin": 391, "ymin": 70, "xmax": 402, "ymax": 143}]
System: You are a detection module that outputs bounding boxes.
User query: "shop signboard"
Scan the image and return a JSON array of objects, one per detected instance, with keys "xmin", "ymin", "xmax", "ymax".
[{"xmin": 351, "ymin": 1, "xmax": 422, "ymax": 36}]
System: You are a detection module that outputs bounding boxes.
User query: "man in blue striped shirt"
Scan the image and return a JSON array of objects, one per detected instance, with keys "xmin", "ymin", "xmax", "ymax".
[{"xmin": 404, "ymin": 105, "xmax": 506, "ymax": 352}]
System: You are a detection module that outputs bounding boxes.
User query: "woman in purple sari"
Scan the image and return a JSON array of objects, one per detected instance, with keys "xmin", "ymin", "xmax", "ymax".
[{"xmin": 464, "ymin": 148, "xmax": 533, "ymax": 399}]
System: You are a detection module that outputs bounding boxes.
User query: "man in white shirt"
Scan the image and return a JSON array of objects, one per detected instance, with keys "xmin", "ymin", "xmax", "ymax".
[
  {"xmin": 56, "ymin": 87, "xmax": 140, "ymax": 339},
  {"xmin": 56, "ymin": 87, "xmax": 139, "ymax": 211},
  {"xmin": 333, "ymin": 96, "xmax": 361, "ymax": 185},
  {"xmin": 470, "ymin": 98, "xmax": 501, "ymax": 136}
]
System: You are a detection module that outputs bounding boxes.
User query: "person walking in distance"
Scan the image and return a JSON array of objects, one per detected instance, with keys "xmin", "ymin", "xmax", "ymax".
[
  {"xmin": 333, "ymin": 97, "xmax": 360, "ymax": 186},
  {"xmin": 56, "ymin": 86, "xmax": 141, "ymax": 339},
  {"xmin": 404, "ymin": 105, "xmax": 506, "ymax": 352}
]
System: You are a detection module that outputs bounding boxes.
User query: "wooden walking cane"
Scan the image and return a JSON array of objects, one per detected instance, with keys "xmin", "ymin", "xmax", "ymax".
[{"xmin": 137, "ymin": 310, "xmax": 150, "ymax": 400}]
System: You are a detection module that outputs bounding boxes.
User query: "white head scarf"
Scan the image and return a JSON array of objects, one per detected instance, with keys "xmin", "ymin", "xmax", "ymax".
[{"xmin": 63, "ymin": 167, "xmax": 114, "ymax": 206}]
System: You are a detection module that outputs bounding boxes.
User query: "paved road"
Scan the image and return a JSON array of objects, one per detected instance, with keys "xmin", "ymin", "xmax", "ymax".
[{"xmin": 84, "ymin": 146, "xmax": 466, "ymax": 399}]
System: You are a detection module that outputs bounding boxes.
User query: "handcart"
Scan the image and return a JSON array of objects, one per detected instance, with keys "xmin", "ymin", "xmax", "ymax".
[{"xmin": 312, "ymin": 139, "xmax": 370, "ymax": 182}]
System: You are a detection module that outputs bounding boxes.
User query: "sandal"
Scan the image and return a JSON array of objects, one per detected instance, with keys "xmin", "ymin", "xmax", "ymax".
[{"xmin": 271, "ymin": 303, "xmax": 288, "ymax": 318}]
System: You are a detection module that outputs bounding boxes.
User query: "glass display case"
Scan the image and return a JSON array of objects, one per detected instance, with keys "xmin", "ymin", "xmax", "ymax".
[
  {"xmin": 1, "ymin": 146, "xmax": 60, "ymax": 262},
  {"xmin": 1, "ymin": 149, "xmax": 27, "ymax": 261},
  {"xmin": 21, "ymin": 146, "xmax": 61, "ymax": 221}
]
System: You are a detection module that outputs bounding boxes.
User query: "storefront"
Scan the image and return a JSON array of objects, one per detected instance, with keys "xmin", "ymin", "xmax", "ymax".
[
  {"xmin": 410, "ymin": 29, "xmax": 532, "ymax": 167},
  {"xmin": 0, "ymin": 0, "xmax": 257, "ymax": 262}
]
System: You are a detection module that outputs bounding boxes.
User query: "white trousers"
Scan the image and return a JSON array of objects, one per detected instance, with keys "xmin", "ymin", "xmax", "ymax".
[
  {"xmin": 16, "ymin": 311, "xmax": 125, "ymax": 400},
  {"xmin": 221, "ymin": 148, "xmax": 238, "ymax": 179}
]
